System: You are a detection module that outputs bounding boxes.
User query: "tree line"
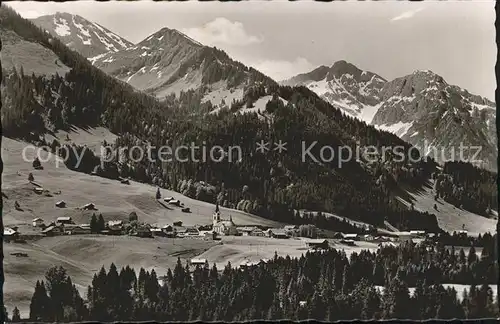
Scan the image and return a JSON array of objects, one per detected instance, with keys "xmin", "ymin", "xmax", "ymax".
[{"xmin": 22, "ymin": 241, "xmax": 498, "ymax": 322}]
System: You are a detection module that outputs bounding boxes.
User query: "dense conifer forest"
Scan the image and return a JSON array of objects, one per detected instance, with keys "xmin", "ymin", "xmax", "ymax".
[
  {"xmin": 21, "ymin": 240, "xmax": 499, "ymax": 322},
  {"xmin": 434, "ymin": 161, "xmax": 497, "ymax": 216}
]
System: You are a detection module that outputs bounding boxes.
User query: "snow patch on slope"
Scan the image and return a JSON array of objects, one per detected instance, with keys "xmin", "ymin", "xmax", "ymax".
[
  {"xmin": 53, "ymin": 17, "xmax": 71, "ymax": 37},
  {"xmin": 376, "ymin": 121, "xmax": 414, "ymax": 137}
]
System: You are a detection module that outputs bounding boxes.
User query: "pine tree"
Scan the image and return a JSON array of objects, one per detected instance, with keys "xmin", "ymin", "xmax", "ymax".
[
  {"xmin": 11, "ymin": 307, "xmax": 21, "ymax": 322},
  {"xmin": 97, "ymin": 214, "xmax": 105, "ymax": 232},
  {"xmin": 29, "ymin": 280, "xmax": 50, "ymax": 321},
  {"xmin": 90, "ymin": 213, "xmax": 98, "ymax": 234}
]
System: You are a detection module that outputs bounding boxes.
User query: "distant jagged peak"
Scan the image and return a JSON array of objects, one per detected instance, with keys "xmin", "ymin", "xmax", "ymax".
[
  {"xmin": 139, "ymin": 27, "xmax": 203, "ymax": 48},
  {"xmin": 327, "ymin": 60, "xmax": 387, "ymax": 83}
]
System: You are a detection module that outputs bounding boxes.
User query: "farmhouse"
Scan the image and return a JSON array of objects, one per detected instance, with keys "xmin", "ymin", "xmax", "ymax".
[
  {"xmin": 250, "ymin": 228, "xmax": 265, "ymax": 237},
  {"xmin": 4, "ymin": 227, "xmax": 19, "ymax": 242},
  {"xmin": 42, "ymin": 225, "xmax": 63, "ymax": 236},
  {"xmin": 63, "ymin": 224, "xmax": 91, "ymax": 235},
  {"xmin": 340, "ymin": 239, "xmax": 355, "ymax": 246},
  {"xmin": 134, "ymin": 227, "xmax": 153, "ymax": 238},
  {"xmin": 169, "ymin": 199, "xmax": 181, "ymax": 206},
  {"xmin": 82, "ymin": 203, "xmax": 95, "ymax": 210},
  {"xmin": 151, "ymin": 228, "xmax": 167, "ymax": 237},
  {"xmin": 174, "ymin": 226, "xmax": 187, "ymax": 237},
  {"xmin": 284, "ymin": 225, "xmax": 299, "ymax": 235},
  {"xmin": 33, "ymin": 187, "xmax": 44, "ymax": 194},
  {"xmin": 185, "ymin": 226, "xmax": 200, "ymax": 236},
  {"xmin": 56, "ymin": 216, "xmax": 73, "ymax": 225},
  {"xmin": 55, "ymin": 200, "xmax": 66, "ymax": 208},
  {"xmin": 32, "ymin": 218, "xmax": 44, "ymax": 227},
  {"xmin": 341, "ymin": 233, "xmax": 358, "ymax": 240},
  {"xmin": 107, "ymin": 220, "xmax": 123, "ymax": 230},
  {"xmin": 162, "ymin": 225, "xmax": 176, "ymax": 237},
  {"xmin": 268, "ymin": 229, "xmax": 289, "ymax": 239},
  {"xmin": 306, "ymin": 239, "xmax": 329, "ymax": 250},
  {"xmin": 212, "ymin": 204, "xmax": 238, "ymax": 236},
  {"xmin": 190, "ymin": 258, "xmax": 207, "ymax": 266},
  {"xmin": 238, "ymin": 226, "xmax": 257, "ymax": 236}
]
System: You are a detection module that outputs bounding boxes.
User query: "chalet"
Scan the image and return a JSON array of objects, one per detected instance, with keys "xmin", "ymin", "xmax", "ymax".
[
  {"xmin": 33, "ymin": 187, "xmax": 44, "ymax": 194},
  {"xmin": 4, "ymin": 227, "xmax": 19, "ymax": 242},
  {"xmin": 56, "ymin": 216, "xmax": 73, "ymax": 225},
  {"xmin": 174, "ymin": 226, "xmax": 187, "ymax": 236},
  {"xmin": 32, "ymin": 218, "xmax": 45, "ymax": 227},
  {"xmin": 169, "ymin": 199, "xmax": 181, "ymax": 206},
  {"xmin": 162, "ymin": 225, "xmax": 175, "ymax": 237},
  {"xmin": 63, "ymin": 224, "xmax": 91, "ymax": 235},
  {"xmin": 299, "ymin": 301, "xmax": 307, "ymax": 307},
  {"xmin": 162, "ymin": 225, "xmax": 173, "ymax": 232},
  {"xmin": 340, "ymin": 239, "xmax": 356, "ymax": 246},
  {"xmin": 250, "ymin": 228, "xmax": 265, "ymax": 237},
  {"xmin": 55, "ymin": 200, "xmax": 66, "ymax": 208},
  {"xmin": 107, "ymin": 220, "xmax": 123, "ymax": 230},
  {"xmin": 134, "ymin": 227, "xmax": 153, "ymax": 238},
  {"xmin": 267, "ymin": 229, "xmax": 289, "ymax": 239},
  {"xmin": 190, "ymin": 258, "xmax": 207, "ymax": 266},
  {"xmin": 185, "ymin": 226, "xmax": 200, "ymax": 236},
  {"xmin": 341, "ymin": 233, "xmax": 358, "ymax": 240},
  {"xmin": 238, "ymin": 226, "xmax": 257, "ymax": 236},
  {"xmin": 42, "ymin": 225, "xmax": 63, "ymax": 236},
  {"xmin": 284, "ymin": 225, "xmax": 299, "ymax": 233},
  {"xmin": 82, "ymin": 203, "xmax": 95, "ymax": 210},
  {"xmin": 10, "ymin": 252, "xmax": 28, "ymax": 257},
  {"xmin": 163, "ymin": 197, "xmax": 174, "ymax": 202},
  {"xmin": 173, "ymin": 221, "xmax": 183, "ymax": 226},
  {"xmin": 151, "ymin": 228, "xmax": 167, "ymax": 237},
  {"xmin": 306, "ymin": 239, "xmax": 329, "ymax": 250}
]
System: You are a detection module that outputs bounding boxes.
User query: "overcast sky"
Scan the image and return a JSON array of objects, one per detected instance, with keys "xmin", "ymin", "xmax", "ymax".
[{"xmin": 8, "ymin": 1, "xmax": 497, "ymax": 99}]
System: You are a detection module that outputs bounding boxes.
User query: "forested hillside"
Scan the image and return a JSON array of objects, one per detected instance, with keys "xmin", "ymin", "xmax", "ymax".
[
  {"xmin": 2, "ymin": 6, "xmax": 441, "ymax": 231},
  {"xmin": 434, "ymin": 161, "xmax": 497, "ymax": 216}
]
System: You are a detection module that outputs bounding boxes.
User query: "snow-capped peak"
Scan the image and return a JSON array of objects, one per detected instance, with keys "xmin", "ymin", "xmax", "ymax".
[{"xmin": 31, "ymin": 12, "xmax": 134, "ymax": 58}]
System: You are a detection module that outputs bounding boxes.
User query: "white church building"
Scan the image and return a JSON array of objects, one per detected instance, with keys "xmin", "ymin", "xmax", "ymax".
[{"xmin": 212, "ymin": 203, "xmax": 238, "ymax": 236}]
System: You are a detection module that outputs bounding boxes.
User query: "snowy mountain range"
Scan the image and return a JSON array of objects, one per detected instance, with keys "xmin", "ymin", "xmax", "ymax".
[
  {"xmin": 32, "ymin": 12, "xmax": 133, "ymax": 57},
  {"xmin": 32, "ymin": 13, "xmax": 274, "ymax": 107},
  {"xmin": 281, "ymin": 61, "xmax": 387, "ymax": 122},
  {"xmin": 30, "ymin": 13, "xmax": 497, "ymax": 171},
  {"xmin": 282, "ymin": 63, "xmax": 497, "ymax": 171}
]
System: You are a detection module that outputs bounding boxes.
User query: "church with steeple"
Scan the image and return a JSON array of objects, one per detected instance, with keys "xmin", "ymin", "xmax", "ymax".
[{"xmin": 212, "ymin": 203, "xmax": 238, "ymax": 235}]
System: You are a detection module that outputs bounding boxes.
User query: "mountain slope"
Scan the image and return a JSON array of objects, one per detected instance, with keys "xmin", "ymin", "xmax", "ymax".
[
  {"xmin": 372, "ymin": 70, "xmax": 496, "ymax": 171},
  {"xmin": 285, "ymin": 63, "xmax": 497, "ymax": 171},
  {"xmin": 281, "ymin": 60, "xmax": 387, "ymax": 121},
  {"xmin": 0, "ymin": 25, "xmax": 70, "ymax": 76},
  {"xmin": 89, "ymin": 27, "xmax": 275, "ymax": 105},
  {"xmin": 31, "ymin": 12, "xmax": 133, "ymax": 58}
]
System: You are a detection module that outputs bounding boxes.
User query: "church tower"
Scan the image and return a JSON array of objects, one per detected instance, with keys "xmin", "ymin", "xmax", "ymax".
[{"xmin": 213, "ymin": 202, "xmax": 221, "ymax": 226}]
